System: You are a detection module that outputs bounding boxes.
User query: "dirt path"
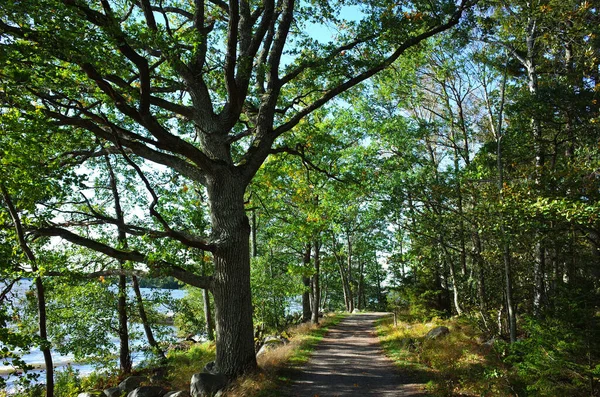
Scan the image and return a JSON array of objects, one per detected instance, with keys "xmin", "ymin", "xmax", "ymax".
[{"xmin": 285, "ymin": 313, "xmax": 429, "ymax": 397}]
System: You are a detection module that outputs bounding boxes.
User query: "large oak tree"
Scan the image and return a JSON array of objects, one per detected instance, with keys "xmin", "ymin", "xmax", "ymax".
[{"xmin": 0, "ymin": 0, "xmax": 470, "ymax": 376}]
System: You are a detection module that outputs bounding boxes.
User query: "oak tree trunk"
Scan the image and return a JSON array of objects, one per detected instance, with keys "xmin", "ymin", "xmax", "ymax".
[
  {"xmin": 346, "ymin": 235, "xmax": 354, "ymax": 313},
  {"xmin": 106, "ymin": 155, "xmax": 132, "ymax": 373},
  {"xmin": 207, "ymin": 175, "xmax": 257, "ymax": 376},
  {"xmin": 35, "ymin": 277, "xmax": 54, "ymax": 397}
]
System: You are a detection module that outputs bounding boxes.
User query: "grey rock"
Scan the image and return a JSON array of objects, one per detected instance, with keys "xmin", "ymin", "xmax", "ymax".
[
  {"xmin": 164, "ymin": 391, "xmax": 190, "ymax": 397},
  {"xmin": 104, "ymin": 387, "xmax": 123, "ymax": 397},
  {"xmin": 119, "ymin": 376, "xmax": 148, "ymax": 393},
  {"xmin": 425, "ymin": 326, "xmax": 450, "ymax": 340},
  {"xmin": 256, "ymin": 344, "xmax": 270, "ymax": 357},
  {"xmin": 263, "ymin": 335, "xmax": 288, "ymax": 345},
  {"xmin": 257, "ymin": 335, "xmax": 289, "ymax": 356},
  {"xmin": 202, "ymin": 361, "xmax": 218, "ymax": 374},
  {"xmin": 352, "ymin": 308, "xmax": 359, "ymax": 313},
  {"xmin": 190, "ymin": 373, "xmax": 228, "ymax": 397},
  {"xmin": 127, "ymin": 386, "xmax": 165, "ymax": 397}
]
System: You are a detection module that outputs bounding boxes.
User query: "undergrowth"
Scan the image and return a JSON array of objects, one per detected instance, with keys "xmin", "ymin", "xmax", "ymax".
[
  {"xmin": 377, "ymin": 313, "xmax": 600, "ymax": 396},
  {"xmin": 165, "ymin": 343, "xmax": 216, "ymax": 391},
  {"xmin": 377, "ymin": 315, "xmax": 515, "ymax": 396}
]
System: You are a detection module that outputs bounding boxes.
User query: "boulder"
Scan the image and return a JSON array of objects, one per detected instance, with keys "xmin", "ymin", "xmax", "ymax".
[
  {"xmin": 127, "ymin": 386, "xmax": 166, "ymax": 397},
  {"xmin": 256, "ymin": 344, "xmax": 270, "ymax": 357},
  {"xmin": 190, "ymin": 373, "xmax": 228, "ymax": 397},
  {"xmin": 425, "ymin": 326, "xmax": 450, "ymax": 340},
  {"xmin": 202, "ymin": 361, "xmax": 218, "ymax": 374},
  {"xmin": 263, "ymin": 335, "xmax": 289, "ymax": 345},
  {"xmin": 257, "ymin": 335, "xmax": 289, "ymax": 356},
  {"xmin": 163, "ymin": 391, "xmax": 190, "ymax": 397},
  {"xmin": 119, "ymin": 376, "xmax": 148, "ymax": 393},
  {"xmin": 352, "ymin": 308, "xmax": 359, "ymax": 314},
  {"xmin": 104, "ymin": 387, "xmax": 123, "ymax": 397}
]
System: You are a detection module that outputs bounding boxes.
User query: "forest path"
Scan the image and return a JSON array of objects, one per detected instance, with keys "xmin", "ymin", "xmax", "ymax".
[{"xmin": 285, "ymin": 313, "xmax": 429, "ymax": 396}]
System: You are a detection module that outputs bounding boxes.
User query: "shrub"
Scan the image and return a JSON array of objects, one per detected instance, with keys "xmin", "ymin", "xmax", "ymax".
[
  {"xmin": 54, "ymin": 365, "xmax": 82, "ymax": 397},
  {"xmin": 166, "ymin": 343, "xmax": 216, "ymax": 390}
]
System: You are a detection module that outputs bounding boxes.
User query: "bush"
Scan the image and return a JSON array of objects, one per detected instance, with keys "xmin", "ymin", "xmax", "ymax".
[
  {"xmin": 500, "ymin": 285, "xmax": 600, "ymax": 396},
  {"xmin": 173, "ymin": 286, "xmax": 209, "ymax": 338},
  {"xmin": 166, "ymin": 343, "xmax": 216, "ymax": 390},
  {"xmin": 54, "ymin": 365, "xmax": 82, "ymax": 397}
]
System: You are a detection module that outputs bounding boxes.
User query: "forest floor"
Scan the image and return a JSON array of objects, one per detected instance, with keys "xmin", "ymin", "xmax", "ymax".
[{"xmin": 284, "ymin": 313, "xmax": 430, "ymax": 396}]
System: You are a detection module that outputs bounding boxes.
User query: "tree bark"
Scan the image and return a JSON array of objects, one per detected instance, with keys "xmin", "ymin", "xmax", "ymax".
[
  {"xmin": 106, "ymin": 155, "xmax": 132, "ymax": 373},
  {"xmin": 346, "ymin": 234, "xmax": 354, "ymax": 313},
  {"xmin": 442, "ymin": 245, "xmax": 462, "ymax": 316},
  {"xmin": 302, "ymin": 244, "xmax": 312, "ymax": 322},
  {"xmin": 117, "ymin": 274, "xmax": 132, "ymax": 374},
  {"xmin": 497, "ymin": 61, "xmax": 517, "ymax": 342},
  {"xmin": 1, "ymin": 188, "xmax": 54, "ymax": 397},
  {"xmin": 357, "ymin": 260, "xmax": 365, "ymax": 310},
  {"xmin": 131, "ymin": 275, "xmax": 164, "ymax": 356},
  {"xmin": 203, "ymin": 288, "xmax": 215, "ymax": 341},
  {"xmin": 207, "ymin": 174, "xmax": 257, "ymax": 376},
  {"xmin": 524, "ymin": 14, "xmax": 546, "ymax": 317},
  {"xmin": 469, "ymin": 230, "xmax": 486, "ymax": 312},
  {"xmin": 311, "ymin": 240, "xmax": 321, "ymax": 325}
]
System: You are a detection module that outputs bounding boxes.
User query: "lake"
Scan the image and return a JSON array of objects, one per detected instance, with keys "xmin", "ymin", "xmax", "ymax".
[{"xmin": 1, "ymin": 282, "xmax": 186, "ymax": 392}]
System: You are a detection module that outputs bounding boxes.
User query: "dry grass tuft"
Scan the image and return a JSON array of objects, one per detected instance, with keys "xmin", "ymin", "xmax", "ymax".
[{"xmin": 224, "ymin": 314, "xmax": 344, "ymax": 397}]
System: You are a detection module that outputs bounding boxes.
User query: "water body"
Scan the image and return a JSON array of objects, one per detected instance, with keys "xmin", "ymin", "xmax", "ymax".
[{"xmin": 1, "ymin": 282, "xmax": 186, "ymax": 391}]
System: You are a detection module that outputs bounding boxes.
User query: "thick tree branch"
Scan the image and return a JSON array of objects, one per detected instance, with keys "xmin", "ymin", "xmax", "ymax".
[
  {"xmin": 266, "ymin": 0, "xmax": 295, "ymax": 89},
  {"xmin": 32, "ymin": 227, "xmax": 212, "ymax": 289},
  {"xmin": 47, "ymin": 112, "xmax": 207, "ymax": 184},
  {"xmin": 139, "ymin": 0, "xmax": 158, "ymax": 30}
]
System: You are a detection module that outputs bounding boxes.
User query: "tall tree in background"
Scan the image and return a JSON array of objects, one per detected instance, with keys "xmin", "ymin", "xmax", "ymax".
[{"xmin": 0, "ymin": 0, "xmax": 471, "ymax": 375}]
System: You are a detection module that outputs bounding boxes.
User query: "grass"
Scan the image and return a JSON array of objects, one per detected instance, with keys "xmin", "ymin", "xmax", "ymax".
[
  {"xmin": 376, "ymin": 314, "xmax": 513, "ymax": 396},
  {"xmin": 223, "ymin": 313, "xmax": 346, "ymax": 396}
]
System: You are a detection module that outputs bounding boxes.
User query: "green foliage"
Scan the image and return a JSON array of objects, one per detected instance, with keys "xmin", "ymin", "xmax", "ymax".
[
  {"xmin": 251, "ymin": 256, "xmax": 302, "ymax": 332},
  {"xmin": 54, "ymin": 366, "xmax": 82, "ymax": 397},
  {"xmin": 173, "ymin": 286, "xmax": 209, "ymax": 338},
  {"xmin": 79, "ymin": 370, "xmax": 120, "ymax": 393},
  {"xmin": 501, "ymin": 287, "xmax": 600, "ymax": 396},
  {"xmin": 0, "ymin": 285, "xmax": 37, "ymax": 388}
]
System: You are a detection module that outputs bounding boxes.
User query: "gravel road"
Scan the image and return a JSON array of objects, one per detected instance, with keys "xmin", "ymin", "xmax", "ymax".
[{"xmin": 285, "ymin": 313, "xmax": 429, "ymax": 396}]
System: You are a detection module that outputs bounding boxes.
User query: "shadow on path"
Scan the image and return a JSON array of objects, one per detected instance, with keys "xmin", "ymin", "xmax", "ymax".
[{"xmin": 284, "ymin": 313, "xmax": 430, "ymax": 396}]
